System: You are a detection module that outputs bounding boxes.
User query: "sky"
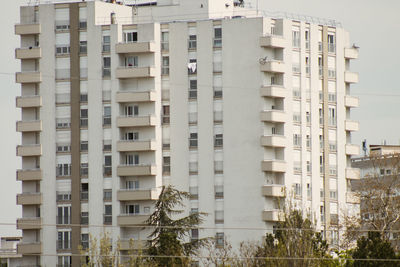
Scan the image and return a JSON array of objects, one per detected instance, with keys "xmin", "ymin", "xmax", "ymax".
[{"xmin": 0, "ymin": 0, "xmax": 399, "ymax": 237}]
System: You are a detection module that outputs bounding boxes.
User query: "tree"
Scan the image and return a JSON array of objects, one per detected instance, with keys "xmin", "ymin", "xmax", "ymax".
[
  {"xmin": 146, "ymin": 185, "xmax": 208, "ymax": 266},
  {"xmin": 201, "ymin": 238, "xmax": 236, "ymax": 267},
  {"xmin": 255, "ymin": 209, "xmax": 334, "ymax": 267},
  {"xmin": 346, "ymin": 153, "xmax": 400, "ymax": 246},
  {"xmin": 347, "ymin": 231, "xmax": 400, "ymax": 267},
  {"xmin": 80, "ymin": 232, "xmax": 122, "ymax": 267}
]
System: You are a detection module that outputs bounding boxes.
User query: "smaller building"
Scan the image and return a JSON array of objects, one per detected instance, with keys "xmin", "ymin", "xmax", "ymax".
[
  {"xmin": 352, "ymin": 145, "xmax": 400, "ymax": 248},
  {"xmin": 0, "ymin": 237, "xmax": 22, "ymax": 267}
]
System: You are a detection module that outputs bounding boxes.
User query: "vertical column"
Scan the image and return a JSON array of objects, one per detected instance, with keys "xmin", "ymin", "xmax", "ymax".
[
  {"xmin": 322, "ymin": 26, "xmax": 331, "ymax": 233},
  {"xmin": 69, "ymin": 3, "xmax": 81, "ymax": 267}
]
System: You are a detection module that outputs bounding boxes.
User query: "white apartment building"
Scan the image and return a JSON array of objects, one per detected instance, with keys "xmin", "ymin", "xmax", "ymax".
[{"xmin": 15, "ymin": 0, "xmax": 359, "ymax": 265}]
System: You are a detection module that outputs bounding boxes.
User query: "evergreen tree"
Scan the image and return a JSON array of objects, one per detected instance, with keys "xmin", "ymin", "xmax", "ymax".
[
  {"xmin": 348, "ymin": 231, "xmax": 399, "ymax": 267},
  {"xmin": 146, "ymin": 185, "xmax": 207, "ymax": 266}
]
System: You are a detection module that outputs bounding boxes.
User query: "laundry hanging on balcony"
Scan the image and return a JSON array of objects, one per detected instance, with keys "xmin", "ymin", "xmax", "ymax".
[{"xmin": 187, "ymin": 62, "xmax": 197, "ymax": 72}]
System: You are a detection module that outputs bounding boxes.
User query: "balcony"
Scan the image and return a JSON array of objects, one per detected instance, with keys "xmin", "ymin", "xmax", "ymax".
[
  {"xmin": 17, "ymin": 242, "xmax": 42, "ymax": 255},
  {"xmin": 17, "ymin": 193, "xmax": 42, "ymax": 205},
  {"xmin": 344, "ymin": 47, "xmax": 359, "ymax": 59},
  {"xmin": 260, "ymin": 110, "xmax": 286, "ymax": 123},
  {"xmin": 346, "ymin": 144, "xmax": 360, "ymax": 156},
  {"xmin": 346, "ymin": 192, "xmax": 360, "ymax": 204},
  {"xmin": 260, "ymin": 85, "xmax": 286, "ymax": 98},
  {"xmin": 260, "ymin": 60, "xmax": 285, "ymax": 73},
  {"xmin": 345, "ymin": 95, "xmax": 359, "ymax": 108},
  {"xmin": 120, "ymin": 239, "xmax": 147, "ymax": 250},
  {"xmin": 15, "ymin": 23, "xmax": 41, "ymax": 35},
  {"xmin": 15, "ymin": 47, "xmax": 41, "ymax": 59},
  {"xmin": 117, "ymin": 164, "xmax": 156, "ymax": 176},
  {"xmin": 17, "ymin": 217, "xmax": 42, "ymax": 230},
  {"xmin": 346, "ymin": 168, "xmax": 360, "ymax": 180},
  {"xmin": 260, "ymin": 135, "xmax": 286, "ymax": 148},
  {"xmin": 262, "ymin": 185, "xmax": 285, "ymax": 197},
  {"xmin": 16, "ymin": 120, "xmax": 42, "ymax": 132},
  {"xmin": 117, "ymin": 140, "xmax": 156, "ymax": 152},
  {"xmin": 344, "ymin": 71, "xmax": 359, "ymax": 83},
  {"xmin": 262, "ymin": 210, "xmax": 284, "ymax": 222},
  {"xmin": 117, "ymin": 214, "xmax": 150, "ymax": 226},
  {"xmin": 117, "ymin": 115, "xmax": 156, "ymax": 127},
  {"xmin": 345, "ymin": 120, "xmax": 359, "ymax": 132},
  {"xmin": 259, "ymin": 35, "xmax": 286, "ymax": 48},
  {"xmin": 117, "ymin": 188, "xmax": 159, "ymax": 201},
  {"xmin": 17, "ymin": 144, "xmax": 42, "ymax": 157},
  {"xmin": 16, "ymin": 71, "xmax": 41, "ymax": 83},
  {"xmin": 17, "ymin": 169, "xmax": 42, "ymax": 181},
  {"xmin": 261, "ymin": 160, "xmax": 286, "ymax": 173},
  {"xmin": 116, "ymin": 66, "xmax": 155, "ymax": 79},
  {"xmin": 16, "ymin": 95, "xmax": 42, "ymax": 108},
  {"xmin": 116, "ymin": 41, "xmax": 156, "ymax": 54},
  {"xmin": 116, "ymin": 91, "xmax": 156, "ymax": 103}
]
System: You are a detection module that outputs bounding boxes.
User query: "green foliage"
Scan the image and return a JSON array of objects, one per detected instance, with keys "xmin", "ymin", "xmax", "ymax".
[
  {"xmin": 256, "ymin": 209, "xmax": 333, "ymax": 267},
  {"xmin": 146, "ymin": 185, "xmax": 208, "ymax": 266},
  {"xmin": 346, "ymin": 231, "xmax": 400, "ymax": 267}
]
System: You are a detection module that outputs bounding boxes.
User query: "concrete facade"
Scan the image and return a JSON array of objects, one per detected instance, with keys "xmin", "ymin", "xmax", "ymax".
[{"xmin": 15, "ymin": 0, "xmax": 359, "ymax": 265}]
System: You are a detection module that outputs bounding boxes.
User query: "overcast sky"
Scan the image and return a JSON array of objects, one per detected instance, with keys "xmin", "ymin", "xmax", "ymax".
[{"xmin": 0, "ymin": 0, "xmax": 399, "ymax": 237}]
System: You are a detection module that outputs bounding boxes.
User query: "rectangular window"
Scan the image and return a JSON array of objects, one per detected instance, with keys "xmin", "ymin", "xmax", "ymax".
[
  {"xmin": 126, "ymin": 180, "xmax": 139, "ymax": 190},
  {"xmin": 80, "ymin": 109, "xmax": 88, "ymax": 127},
  {"xmin": 126, "ymin": 154, "xmax": 139, "ymax": 165},
  {"xmin": 103, "ymin": 106, "xmax": 111, "ymax": 126},
  {"xmin": 103, "ymin": 189, "xmax": 112, "ymax": 201},
  {"xmin": 104, "ymin": 205, "xmax": 112, "ymax": 225},
  {"xmin": 104, "ymin": 155, "xmax": 112, "ymax": 176},
  {"xmin": 328, "ymin": 34, "xmax": 336, "ymax": 53},
  {"xmin": 307, "ymin": 183, "xmax": 311, "ymax": 198},
  {"xmin": 57, "ymin": 230, "xmax": 71, "ymax": 250},
  {"xmin": 292, "ymin": 30, "xmax": 300, "ymax": 48},
  {"xmin": 216, "ymin": 232, "xmax": 224, "ymax": 247},
  {"xmin": 305, "ymin": 30, "xmax": 310, "ymax": 49},
  {"xmin": 306, "ymin": 135, "xmax": 311, "ymax": 149},
  {"xmin": 81, "ymin": 212, "xmax": 89, "ymax": 225},
  {"xmin": 125, "ymin": 132, "xmax": 139, "ymax": 141},
  {"xmin": 188, "ymin": 35, "xmax": 197, "ymax": 49},
  {"xmin": 125, "ymin": 56, "xmax": 138, "ymax": 67},
  {"xmin": 294, "ymin": 183, "xmax": 302, "ymax": 197},
  {"xmin": 191, "ymin": 229, "xmax": 199, "ymax": 240},
  {"xmin": 57, "ymin": 206, "xmax": 71, "ymax": 224},
  {"xmin": 214, "ymin": 28, "xmax": 222, "ymax": 47},
  {"xmin": 161, "ymin": 32, "xmax": 169, "ymax": 51},
  {"xmin": 163, "ymin": 156, "xmax": 171, "ymax": 174},
  {"xmin": 124, "ymin": 31, "xmax": 137, "ymax": 43},
  {"xmin": 293, "ymin": 134, "xmax": 301, "ymax": 147},
  {"xmin": 214, "ymin": 134, "xmax": 223, "ymax": 147},
  {"xmin": 80, "ymin": 163, "xmax": 88, "ymax": 176},
  {"xmin": 328, "ymin": 107, "xmax": 336, "ymax": 126},
  {"xmin": 189, "ymin": 80, "xmax": 197, "ymax": 99},
  {"xmin": 81, "ymin": 234, "xmax": 89, "ymax": 250},
  {"xmin": 103, "ymin": 57, "xmax": 111, "ymax": 77},
  {"xmin": 162, "ymin": 105, "xmax": 170, "ymax": 124},
  {"xmin": 56, "ymin": 164, "xmax": 71, "ymax": 176},
  {"xmin": 162, "ymin": 56, "xmax": 169, "ymax": 75},
  {"xmin": 189, "ymin": 133, "xmax": 198, "ymax": 148},
  {"xmin": 125, "ymin": 105, "xmax": 139, "ymax": 117},
  {"xmin": 56, "ymin": 45, "xmax": 70, "ymax": 55},
  {"xmin": 215, "ymin": 185, "xmax": 224, "ymax": 199},
  {"xmin": 103, "ymin": 139, "xmax": 112, "ymax": 151},
  {"xmin": 126, "ymin": 204, "xmax": 140, "ymax": 215},
  {"xmin": 79, "ymin": 41, "xmax": 87, "ymax": 54},
  {"xmin": 102, "ymin": 36, "xmax": 110, "ymax": 52},
  {"xmin": 80, "ymin": 141, "xmax": 88, "ymax": 152}
]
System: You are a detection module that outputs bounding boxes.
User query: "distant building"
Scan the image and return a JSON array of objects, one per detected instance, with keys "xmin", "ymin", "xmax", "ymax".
[
  {"xmin": 0, "ymin": 237, "xmax": 22, "ymax": 267},
  {"xmin": 15, "ymin": 0, "xmax": 359, "ymax": 265},
  {"xmin": 352, "ymin": 145, "xmax": 400, "ymax": 248}
]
